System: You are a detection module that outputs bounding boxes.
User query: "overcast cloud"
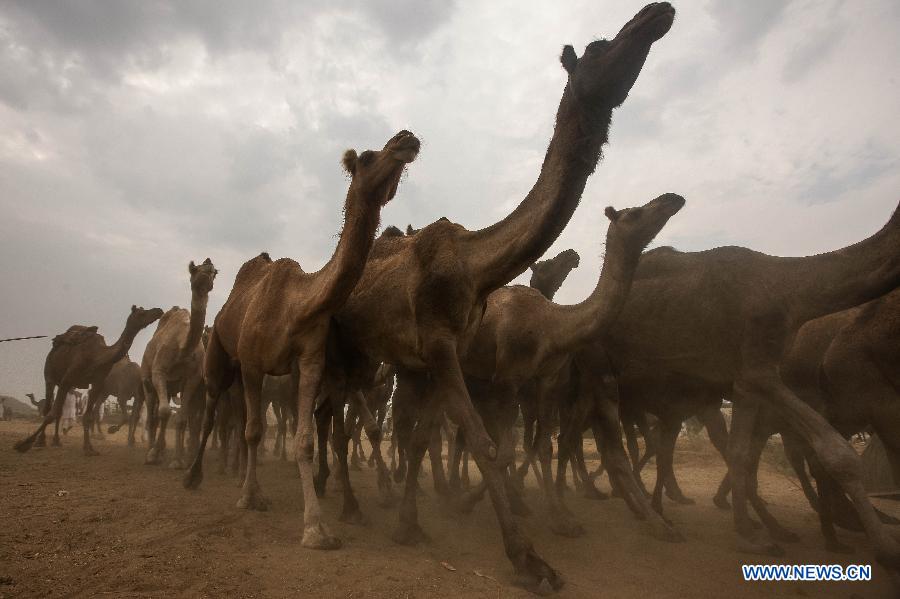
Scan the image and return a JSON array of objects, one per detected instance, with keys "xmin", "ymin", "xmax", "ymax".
[{"xmin": 1, "ymin": 0, "xmax": 899, "ymax": 399}]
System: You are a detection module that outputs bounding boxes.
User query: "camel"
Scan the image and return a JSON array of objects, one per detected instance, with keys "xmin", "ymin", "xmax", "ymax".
[
  {"xmin": 570, "ymin": 201, "xmax": 900, "ymax": 569},
  {"xmin": 97, "ymin": 355, "xmax": 144, "ymax": 445},
  {"xmin": 183, "ymin": 130, "xmax": 421, "ymax": 550},
  {"xmin": 261, "ymin": 374, "xmax": 296, "ymax": 461},
  {"xmin": 141, "ymin": 258, "xmax": 218, "ymax": 468},
  {"xmin": 347, "ymin": 363, "xmax": 395, "ymax": 470},
  {"xmin": 713, "ymin": 285, "xmax": 900, "ymax": 553},
  {"xmin": 459, "ymin": 193, "xmax": 685, "ymax": 538},
  {"xmin": 14, "ymin": 306, "xmax": 164, "ymax": 455},
  {"xmin": 328, "ymin": 6, "xmax": 675, "ymax": 590}
]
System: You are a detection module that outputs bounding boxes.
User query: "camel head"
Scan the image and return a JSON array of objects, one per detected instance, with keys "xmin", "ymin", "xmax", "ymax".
[
  {"xmin": 605, "ymin": 192, "xmax": 684, "ymax": 255},
  {"xmin": 561, "ymin": 2, "xmax": 674, "ymax": 111},
  {"xmin": 126, "ymin": 305, "xmax": 165, "ymax": 332},
  {"xmin": 530, "ymin": 249, "xmax": 581, "ymax": 299},
  {"xmin": 380, "ymin": 225, "xmax": 405, "ymax": 238},
  {"xmin": 406, "ymin": 224, "xmax": 419, "ymax": 235},
  {"xmin": 188, "ymin": 258, "xmax": 218, "ymax": 296},
  {"xmin": 341, "ymin": 130, "xmax": 420, "ymax": 207}
]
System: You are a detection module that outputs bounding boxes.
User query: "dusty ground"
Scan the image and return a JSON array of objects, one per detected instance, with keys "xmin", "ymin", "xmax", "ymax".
[{"xmin": 1, "ymin": 419, "xmax": 896, "ymax": 598}]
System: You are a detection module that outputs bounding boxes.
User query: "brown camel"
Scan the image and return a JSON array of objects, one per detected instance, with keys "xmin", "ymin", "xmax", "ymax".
[
  {"xmin": 459, "ymin": 194, "xmax": 685, "ymax": 538},
  {"xmin": 449, "ymin": 248, "xmax": 582, "ymax": 492},
  {"xmin": 182, "ymin": 130, "xmax": 420, "ymax": 550},
  {"xmin": 328, "ymin": 7, "xmax": 675, "ymax": 589},
  {"xmin": 141, "ymin": 258, "xmax": 218, "ymax": 468},
  {"xmin": 573, "ymin": 201, "xmax": 900, "ymax": 569},
  {"xmin": 14, "ymin": 306, "xmax": 164, "ymax": 455},
  {"xmin": 99, "ymin": 355, "xmax": 144, "ymax": 445}
]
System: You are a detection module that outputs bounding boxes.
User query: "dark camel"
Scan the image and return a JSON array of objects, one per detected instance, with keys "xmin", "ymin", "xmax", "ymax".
[
  {"xmin": 14, "ymin": 306, "xmax": 164, "ymax": 455},
  {"xmin": 576, "ymin": 202, "xmax": 900, "ymax": 569}
]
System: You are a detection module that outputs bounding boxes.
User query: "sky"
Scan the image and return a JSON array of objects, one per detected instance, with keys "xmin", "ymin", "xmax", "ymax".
[{"xmin": 1, "ymin": 0, "xmax": 898, "ymax": 400}]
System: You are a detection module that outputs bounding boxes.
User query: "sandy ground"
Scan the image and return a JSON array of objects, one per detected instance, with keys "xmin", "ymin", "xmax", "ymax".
[{"xmin": 0, "ymin": 419, "xmax": 897, "ymax": 598}]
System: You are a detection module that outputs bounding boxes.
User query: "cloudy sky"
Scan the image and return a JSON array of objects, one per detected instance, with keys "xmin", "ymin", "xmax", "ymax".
[{"xmin": 1, "ymin": 0, "xmax": 898, "ymax": 400}]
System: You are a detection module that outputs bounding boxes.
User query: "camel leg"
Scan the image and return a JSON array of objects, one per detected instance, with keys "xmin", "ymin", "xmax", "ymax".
[
  {"xmin": 145, "ymin": 373, "xmax": 171, "ymax": 465},
  {"xmin": 393, "ymin": 390, "xmax": 440, "ymax": 545},
  {"xmin": 331, "ymin": 390, "xmax": 367, "ymax": 525},
  {"xmin": 295, "ymin": 357, "xmax": 340, "ymax": 550},
  {"xmin": 127, "ymin": 388, "xmax": 144, "ymax": 447},
  {"xmin": 651, "ymin": 416, "xmax": 681, "ymax": 516},
  {"xmin": 515, "ymin": 404, "xmax": 537, "ymax": 487},
  {"xmin": 235, "ymin": 368, "xmax": 269, "ymax": 511},
  {"xmin": 422, "ymin": 337, "xmax": 562, "ymax": 592},
  {"xmin": 660, "ymin": 417, "xmax": 695, "ymax": 506},
  {"xmin": 183, "ymin": 327, "xmax": 235, "ymax": 489},
  {"xmin": 588, "ymin": 374, "xmax": 683, "ymax": 543},
  {"xmin": 428, "ymin": 420, "xmax": 451, "ymax": 496},
  {"xmin": 556, "ymin": 392, "xmax": 606, "ymax": 501},
  {"xmin": 742, "ymin": 429, "xmax": 800, "ymax": 543},
  {"xmin": 313, "ymin": 400, "xmax": 332, "ymax": 496},
  {"xmin": 14, "ymin": 384, "xmax": 66, "ymax": 453},
  {"xmin": 81, "ymin": 386, "xmax": 104, "ymax": 456},
  {"xmin": 449, "ymin": 428, "xmax": 465, "ymax": 491},
  {"xmin": 344, "ymin": 403, "xmax": 362, "ymax": 471},
  {"xmin": 348, "ymin": 390, "xmax": 394, "ymax": 507},
  {"xmin": 781, "ymin": 428, "xmax": 820, "ymax": 512}
]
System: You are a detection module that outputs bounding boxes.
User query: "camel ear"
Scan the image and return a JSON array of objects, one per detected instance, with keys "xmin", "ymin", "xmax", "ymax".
[
  {"xmin": 342, "ymin": 149, "xmax": 358, "ymax": 174},
  {"xmin": 189, "ymin": 261, "xmax": 197, "ymax": 275},
  {"xmin": 561, "ymin": 45, "xmax": 578, "ymax": 75},
  {"xmin": 406, "ymin": 224, "xmax": 415, "ymax": 235},
  {"xmin": 604, "ymin": 206, "xmax": 620, "ymax": 222},
  {"xmin": 131, "ymin": 304, "xmax": 137, "ymax": 313}
]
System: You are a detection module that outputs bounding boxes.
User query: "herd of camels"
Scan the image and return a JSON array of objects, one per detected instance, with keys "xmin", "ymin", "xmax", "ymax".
[{"xmin": 10, "ymin": 3, "xmax": 900, "ymax": 592}]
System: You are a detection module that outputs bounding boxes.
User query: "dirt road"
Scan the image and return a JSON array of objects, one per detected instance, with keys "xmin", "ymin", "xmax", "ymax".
[{"xmin": 0, "ymin": 420, "xmax": 895, "ymax": 598}]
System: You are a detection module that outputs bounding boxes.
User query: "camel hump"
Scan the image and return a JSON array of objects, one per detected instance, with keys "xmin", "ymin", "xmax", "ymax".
[{"xmin": 52, "ymin": 325, "xmax": 98, "ymax": 347}]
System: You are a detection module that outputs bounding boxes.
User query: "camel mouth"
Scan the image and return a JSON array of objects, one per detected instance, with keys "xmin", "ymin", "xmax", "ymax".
[
  {"xmin": 628, "ymin": 2, "xmax": 675, "ymax": 42},
  {"xmin": 654, "ymin": 192, "xmax": 686, "ymax": 216},
  {"xmin": 388, "ymin": 131, "xmax": 421, "ymax": 164}
]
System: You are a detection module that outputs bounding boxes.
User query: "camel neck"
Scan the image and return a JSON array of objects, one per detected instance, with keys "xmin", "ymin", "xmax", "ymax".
[
  {"xmin": 108, "ymin": 325, "xmax": 139, "ymax": 367},
  {"xmin": 554, "ymin": 230, "xmax": 640, "ymax": 351},
  {"xmin": 311, "ymin": 186, "xmax": 382, "ymax": 313},
  {"xmin": 182, "ymin": 295, "xmax": 209, "ymax": 355},
  {"xmin": 464, "ymin": 88, "xmax": 612, "ymax": 296},
  {"xmin": 775, "ymin": 205, "xmax": 900, "ymax": 325}
]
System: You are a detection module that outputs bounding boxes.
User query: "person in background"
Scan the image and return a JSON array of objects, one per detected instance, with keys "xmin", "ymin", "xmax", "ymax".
[{"xmin": 61, "ymin": 389, "xmax": 77, "ymax": 435}]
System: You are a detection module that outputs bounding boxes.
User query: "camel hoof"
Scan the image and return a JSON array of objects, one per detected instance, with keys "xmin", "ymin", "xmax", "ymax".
[
  {"xmin": 313, "ymin": 475, "xmax": 328, "ymax": 498},
  {"xmin": 669, "ymin": 494, "xmax": 695, "ymax": 506},
  {"xmin": 550, "ymin": 516, "xmax": 585, "ymax": 538},
  {"xmin": 236, "ymin": 492, "xmax": 270, "ymax": 511},
  {"xmin": 107, "ymin": 425, "xmax": 120, "ymax": 434},
  {"xmin": 513, "ymin": 550, "xmax": 564, "ymax": 594},
  {"xmin": 392, "ymin": 522, "xmax": 430, "ymax": 546},
  {"xmin": 736, "ymin": 536, "xmax": 784, "ymax": 557},
  {"xmin": 13, "ymin": 438, "xmax": 35, "ymax": 453},
  {"xmin": 770, "ymin": 528, "xmax": 800, "ymax": 543},
  {"xmin": 713, "ymin": 495, "xmax": 731, "ymax": 510},
  {"xmin": 582, "ymin": 486, "xmax": 609, "ymax": 501},
  {"xmin": 302, "ymin": 524, "xmax": 342, "ymax": 550},
  {"xmin": 825, "ymin": 539, "xmax": 855, "ymax": 554},
  {"xmin": 83, "ymin": 447, "xmax": 100, "ymax": 457},
  {"xmin": 168, "ymin": 459, "xmax": 185, "ymax": 470},
  {"xmin": 183, "ymin": 468, "xmax": 203, "ymax": 490},
  {"xmin": 377, "ymin": 485, "xmax": 397, "ymax": 508},
  {"xmin": 33, "ymin": 436, "xmax": 46, "ymax": 448},
  {"xmin": 339, "ymin": 508, "xmax": 369, "ymax": 526},
  {"xmin": 877, "ymin": 508, "xmax": 900, "ymax": 526},
  {"xmin": 652, "ymin": 523, "xmax": 685, "ymax": 543}
]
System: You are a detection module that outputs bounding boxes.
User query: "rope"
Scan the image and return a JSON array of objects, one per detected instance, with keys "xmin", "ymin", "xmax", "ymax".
[{"xmin": 0, "ymin": 335, "xmax": 47, "ymax": 343}]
